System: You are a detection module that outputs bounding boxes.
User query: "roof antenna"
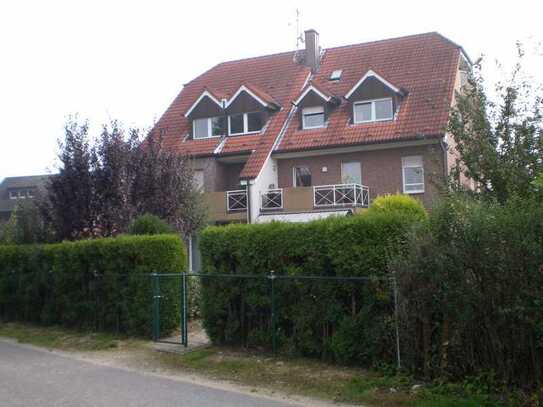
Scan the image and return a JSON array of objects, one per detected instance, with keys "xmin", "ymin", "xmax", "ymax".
[{"xmin": 288, "ymin": 8, "xmax": 304, "ymax": 50}]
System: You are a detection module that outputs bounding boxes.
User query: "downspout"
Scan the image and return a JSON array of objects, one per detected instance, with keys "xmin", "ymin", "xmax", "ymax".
[
  {"xmin": 440, "ymin": 136, "xmax": 449, "ymax": 184},
  {"xmin": 246, "ymin": 182, "xmax": 251, "ymax": 224}
]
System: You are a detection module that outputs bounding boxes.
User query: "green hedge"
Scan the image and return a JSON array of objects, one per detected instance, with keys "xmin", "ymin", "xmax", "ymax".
[
  {"xmin": 199, "ymin": 212, "xmax": 416, "ymax": 364},
  {"xmin": 0, "ymin": 235, "xmax": 185, "ymax": 337}
]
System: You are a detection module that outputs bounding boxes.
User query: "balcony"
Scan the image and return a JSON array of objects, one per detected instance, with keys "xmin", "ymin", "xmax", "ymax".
[
  {"xmin": 313, "ymin": 184, "xmax": 369, "ymax": 208},
  {"xmin": 226, "ymin": 189, "xmax": 248, "ymax": 211},
  {"xmin": 205, "ymin": 190, "xmax": 247, "ymax": 223},
  {"xmin": 259, "ymin": 184, "xmax": 370, "ymax": 213}
]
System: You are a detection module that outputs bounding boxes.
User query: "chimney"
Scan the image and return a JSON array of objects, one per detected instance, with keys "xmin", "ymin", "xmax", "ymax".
[{"xmin": 304, "ymin": 29, "xmax": 320, "ymax": 73}]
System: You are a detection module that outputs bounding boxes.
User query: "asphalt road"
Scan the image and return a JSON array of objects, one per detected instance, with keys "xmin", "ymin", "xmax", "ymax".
[{"xmin": 0, "ymin": 340, "xmax": 295, "ymax": 407}]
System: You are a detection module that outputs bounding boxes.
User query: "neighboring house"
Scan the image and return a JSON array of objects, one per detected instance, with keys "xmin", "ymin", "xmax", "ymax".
[
  {"xmin": 152, "ymin": 30, "xmax": 471, "ymax": 227},
  {"xmin": 0, "ymin": 175, "xmax": 51, "ymax": 222}
]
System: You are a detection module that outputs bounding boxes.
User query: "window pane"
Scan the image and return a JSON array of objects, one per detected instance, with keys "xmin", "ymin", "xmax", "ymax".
[
  {"xmin": 247, "ymin": 112, "xmax": 264, "ymax": 132},
  {"xmin": 193, "ymin": 170, "xmax": 204, "ymax": 191},
  {"xmin": 211, "ymin": 116, "xmax": 226, "ymax": 136},
  {"xmin": 294, "ymin": 167, "xmax": 312, "ymax": 187},
  {"xmin": 375, "ymin": 99, "xmax": 393, "ymax": 120},
  {"xmin": 354, "ymin": 103, "xmax": 372, "ymax": 122},
  {"xmin": 229, "ymin": 114, "xmax": 244, "ymax": 134},
  {"xmin": 193, "ymin": 118, "xmax": 209, "ymax": 139},
  {"xmin": 404, "ymin": 183, "xmax": 424, "ymax": 192},
  {"xmin": 303, "ymin": 112, "xmax": 325, "ymax": 128},
  {"xmin": 404, "ymin": 167, "xmax": 423, "ymax": 185},
  {"xmin": 341, "ymin": 162, "xmax": 362, "ymax": 184}
]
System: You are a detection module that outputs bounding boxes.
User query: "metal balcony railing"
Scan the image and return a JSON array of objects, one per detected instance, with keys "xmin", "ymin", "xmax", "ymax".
[
  {"xmin": 313, "ymin": 184, "xmax": 370, "ymax": 207},
  {"xmin": 226, "ymin": 189, "xmax": 248, "ymax": 211},
  {"xmin": 260, "ymin": 189, "xmax": 283, "ymax": 211}
]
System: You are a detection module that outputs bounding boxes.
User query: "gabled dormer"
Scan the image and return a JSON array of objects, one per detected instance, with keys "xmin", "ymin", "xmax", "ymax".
[
  {"xmin": 345, "ymin": 69, "xmax": 406, "ymax": 124},
  {"xmin": 293, "ymin": 82, "xmax": 340, "ymax": 130},
  {"xmin": 225, "ymin": 84, "xmax": 279, "ymax": 136},
  {"xmin": 184, "ymin": 84, "xmax": 280, "ymax": 139}
]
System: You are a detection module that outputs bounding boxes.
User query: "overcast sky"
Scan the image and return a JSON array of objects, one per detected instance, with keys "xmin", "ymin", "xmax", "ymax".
[{"xmin": 1, "ymin": 0, "xmax": 542, "ymax": 182}]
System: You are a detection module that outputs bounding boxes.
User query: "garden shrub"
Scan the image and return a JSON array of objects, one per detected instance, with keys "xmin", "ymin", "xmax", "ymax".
[
  {"xmin": 128, "ymin": 214, "xmax": 174, "ymax": 235},
  {"xmin": 198, "ymin": 210, "xmax": 419, "ymax": 365},
  {"xmin": 366, "ymin": 193, "xmax": 427, "ymax": 221},
  {"xmin": 393, "ymin": 195, "xmax": 543, "ymax": 388},
  {"xmin": 0, "ymin": 235, "xmax": 185, "ymax": 337}
]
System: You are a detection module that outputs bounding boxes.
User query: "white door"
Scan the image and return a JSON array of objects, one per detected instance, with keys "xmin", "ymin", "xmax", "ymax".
[{"xmin": 341, "ymin": 162, "xmax": 361, "ymax": 184}]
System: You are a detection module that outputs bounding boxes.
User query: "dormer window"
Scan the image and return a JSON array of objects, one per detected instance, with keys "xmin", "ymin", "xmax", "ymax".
[
  {"xmin": 193, "ymin": 116, "xmax": 226, "ymax": 139},
  {"xmin": 302, "ymin": 106, "xmax": 325, "ymax": 129},
  {"xmin": 228, "ymin": 112, "xmax": 265, "ymax": 136},
  {"xmin": 353, "ymin": 98, "xmax": 394, "ymax": 123}
]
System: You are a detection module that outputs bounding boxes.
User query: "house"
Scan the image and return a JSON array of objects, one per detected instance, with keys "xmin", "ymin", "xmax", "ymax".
[
  {"xmin": 152, "ymin": 30, "xmax": 470, "ymax": 227},
  {"xmin": 0, "ymin": 175, "xmax": 51, "ymax": 222}
]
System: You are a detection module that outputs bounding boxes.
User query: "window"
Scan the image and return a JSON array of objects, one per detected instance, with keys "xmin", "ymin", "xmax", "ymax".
[
  {"xmin": 330, "ymin": 69, "xmax": 343, "ymax": 81},
  {"xmin": 193, "ymin": 116, "xmax": 226, "ymax": 139},
  {"xmin": 302, "ymin": 106, "xmax": 325, "ymax": 129},
  {"xmin": 402, "ymin": 156, "xmax": 424, "ymax": 194},
  {"xmin": 293, "ymin": 166, "xmax": 312, "ymax": 187},
  {"xmin": 353, "ymin": 98, "xmax": 394, "ymax": 123},
  {"xmin": 9, "ymin": 190, "xmax": 17, "ymax": 199},
  {"xmin": 341, "ymin": 162, "xmax": 362, "ymax": 184},
  {"xmin": 228, "ymin": 112, "xmax": 265, "ymax": 135},
  {"xmin": 26, "ymin": 189, "xmax": 34, "ymax": 198},
  {"xmin": 193, "ymin": 170, "xmax": 204, "ymax": 191}
]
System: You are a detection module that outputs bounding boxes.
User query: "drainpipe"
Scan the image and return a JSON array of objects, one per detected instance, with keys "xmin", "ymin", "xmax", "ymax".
[
  {"xmin": 246, "ymin": 181, "xmax": 251, "ymax": 224},
  {"xmin": 440, "ymin": 136, "xmax": 449, "ymax": 184}
]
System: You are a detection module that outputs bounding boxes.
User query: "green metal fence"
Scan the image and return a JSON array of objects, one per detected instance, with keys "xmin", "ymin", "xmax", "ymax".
[{"xmin": 150, "ymin": 271, "xmax": 401, "ymax": 369}]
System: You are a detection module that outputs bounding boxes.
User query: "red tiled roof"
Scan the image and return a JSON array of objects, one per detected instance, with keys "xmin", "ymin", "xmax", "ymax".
[
  {"xmin": 152, "ymin": 32, "xmax": 461, "ymax": 179},
  {"xmin": 276, "ymin": 33, "xmax": 460, "ymax": 154}
]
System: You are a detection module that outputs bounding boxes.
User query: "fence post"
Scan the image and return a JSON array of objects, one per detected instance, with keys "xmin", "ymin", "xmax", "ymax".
[
  {"xmin": 182, "ymin": 272, "xmax": 188, "ymax": 347},
  {"xmin": 269, "ymin": 270, "xmax": 277, "ymax": 355},
  {"xmin": 151, "ymin": 273, "xmax": 159, "ymax": 341},
  {"xmin": 393, "ymin": 275, "xmax": 401, "ymax": 370}
]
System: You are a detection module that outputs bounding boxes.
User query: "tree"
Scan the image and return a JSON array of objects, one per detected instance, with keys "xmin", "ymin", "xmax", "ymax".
[
  {"xmin": 0, "ymin": 199, "xmax": 51, "ymax": 244},
  {"xmin": 42, "ymin": 117, "xmax": 206, "ymax": 240},
  {"xmin": 448, "ymin": 45, "xmax": 543, "ymax": 202}
]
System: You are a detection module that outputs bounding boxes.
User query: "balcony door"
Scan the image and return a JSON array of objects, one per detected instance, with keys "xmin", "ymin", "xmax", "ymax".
[{"xmin": 341, "ymin": 162, "xmax": 361, "ymax": 184}]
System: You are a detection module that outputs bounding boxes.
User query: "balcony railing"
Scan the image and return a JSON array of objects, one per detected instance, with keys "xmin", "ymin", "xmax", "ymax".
[
  {"xmin": 226, "ymin": 189, "xmax": 247, "ymax": 211},
  {"xmin": 313, "ymin": 184, "xmax": 369, "ymax": 207},
  {"xmin": 260, "ymin": 189, "xmax": 283, "ymax": 211}
]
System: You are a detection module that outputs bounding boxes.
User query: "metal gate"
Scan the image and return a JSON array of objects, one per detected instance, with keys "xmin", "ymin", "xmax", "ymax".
[{"xmin": 151, "ymin": 273, "xmax": 188, "ymax": 346}]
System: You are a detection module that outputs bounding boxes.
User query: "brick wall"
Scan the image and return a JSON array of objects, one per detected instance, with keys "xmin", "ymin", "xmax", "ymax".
[{"xmin": 276, "ymin": 143, "xmax": 444, "ymax": 207}]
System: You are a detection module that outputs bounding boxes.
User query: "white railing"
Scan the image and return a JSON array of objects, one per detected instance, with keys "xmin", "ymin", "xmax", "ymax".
[
  {"xmin": 313, "ymin": 184, "xmax": 370, "ymax": 207},
  {"xmin": 226, "ymin": 189, "xmax": 248, "ymax": 211},
  {"xmin": 260, "ymin": 189, "xmax": 283, "ymax": 210}
]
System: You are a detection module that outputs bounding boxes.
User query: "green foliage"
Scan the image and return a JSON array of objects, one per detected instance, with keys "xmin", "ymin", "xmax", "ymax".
[
  {"xmin": 366, "ymin": 193, "xmax": 427, "ymax": 221},
  {"xmin": 0, "ymin": 200, "xmax": 52, "ymax": 245},
  {"xmin": 128, "ymin": 214, "xmax": 174, "ymax": 235},
  {"xmin": 0, "ymin": 235, "xmax": 185, "ymax": 337},
  {"xmin": 199, "ymin": 211, "xmax": 419, "ymax": 365},
  {"xmin": 393, "ymin": 194, "xmax": 543, "ymax": 389},
  {"xmin": 448, "ymin": 47, "xmax": 543, "ymax": 202}
]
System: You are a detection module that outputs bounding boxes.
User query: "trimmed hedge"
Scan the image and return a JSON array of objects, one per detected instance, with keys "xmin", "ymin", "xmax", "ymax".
[
  {"xmin": 199, "ymin": 212, "xmax": 417, "ymax": 364},
  {"xmin": 0, "ymin": 235, "xmax": 185, "ymax": 337}
]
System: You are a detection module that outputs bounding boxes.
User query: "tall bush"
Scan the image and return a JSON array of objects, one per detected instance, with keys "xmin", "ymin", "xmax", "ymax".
[
  {"xmin": 199, "ymin": 211, "xmax": 418, "ymax": 364},
  {"xmin": 393, "ymin": 195, "xmax": 543, "ymax": 388},
  {"xmin": 0, "ymin": 235, "xmax": 185, "ymax": 337}
]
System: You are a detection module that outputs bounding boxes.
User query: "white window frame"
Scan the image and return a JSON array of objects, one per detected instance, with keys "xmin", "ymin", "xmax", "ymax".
[
  {"xmin": 341, "ymin": 161, "xmax": 362, "ymax": 184},
  {"xmin": 353, "ymin": 97, "xmax": 394, "ymax": 124},
  {"xmin": 302, "ymin": 106, "xmax": 325, "ymax": 130},
  {"xmin": 402, "ymin": 155, "xmax": 425, "ymax": 194},
  {"xmin": 192, "ymin": 117, "xmax": 224, "ymax": 140},
  {"xmin": 9, "ymin": 190, "xmax": 18, "ymax": 199},
  {"xmin": 292, "ymin": 166, "xmax": 312, "ymax": 187},
  {"xmin": 228, "ymin": 112, "xmax": 264, "ymax": 136}
]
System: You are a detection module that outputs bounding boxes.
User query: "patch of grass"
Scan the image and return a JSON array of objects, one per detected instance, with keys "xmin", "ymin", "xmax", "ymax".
[
  {"xmin": 0, "ymin": 322, "xmax": 133, "ymax": 351},
  {"xmin": 151, "ymin": 346, "xmax": 514, "ymax": 407}
]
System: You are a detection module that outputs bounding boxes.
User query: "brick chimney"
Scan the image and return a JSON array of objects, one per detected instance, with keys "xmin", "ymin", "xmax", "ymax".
[{"xmin": 304, "ymin": 29, "xmax": 320, "ymax": 73}]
